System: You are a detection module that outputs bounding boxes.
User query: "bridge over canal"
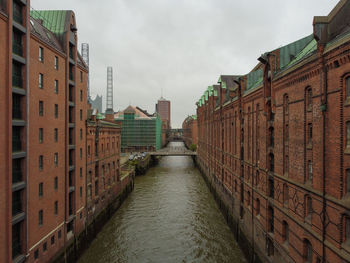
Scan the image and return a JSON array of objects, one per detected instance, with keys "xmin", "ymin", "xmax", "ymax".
[{"xmin": 149, "ymin": 146, "xmax": 197, "ymax": 156}]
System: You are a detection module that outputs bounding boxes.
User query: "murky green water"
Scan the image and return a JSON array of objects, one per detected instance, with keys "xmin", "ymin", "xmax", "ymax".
[{"xmin": 78, "ymin": 142, "xmax": 246, "ymax": 263}]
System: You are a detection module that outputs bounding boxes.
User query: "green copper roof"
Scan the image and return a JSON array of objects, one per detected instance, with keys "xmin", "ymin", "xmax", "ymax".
[
  {"xmin": 191, "ymin": 115, "xmax": 197, "ymax": 120},
  {"xmin": 96, "ymin": 113, "xmax": 103, "ymax": 120},
  {"xmin": 283, "ymin": 38, "xmax": 317, "ymax": 70},
  {"xmin": 279, "ymin": 34, "xmax": 314, "ymax": 69},
  {"xmin": 208, "ymin": 86, "xmax": 214, "ymax": 96},
  {"xmin": 246, "ymin": 69, "xmax": 263, "ymax": 91},
  {"xmin": 221, "ymin": 81, "xmax": 227, "ymax": 89},
  {"xmin": 30, "ymin": 10, "xmax": 68, "ymax": 36}
]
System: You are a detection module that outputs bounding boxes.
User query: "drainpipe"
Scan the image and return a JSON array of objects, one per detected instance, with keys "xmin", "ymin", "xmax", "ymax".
[{"xmin": 320, "ymin": 50, "xmax": 328, "ymax": 263}]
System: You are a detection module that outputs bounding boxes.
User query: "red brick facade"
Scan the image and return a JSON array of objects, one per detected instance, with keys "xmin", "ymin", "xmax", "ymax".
[
  {"xmin": 86, "ymin": 113, "xmax": 122, "ymax": 221},
  {"xmin": 0, "ymin": 3, "xmax": 127, "ymax": 263},
  {"xmin": 182, "ymin": 115, "xmax": 198, "ymax": 148},
  {"xmin": 196, "ymin": 2, "xmax": 350, "ymax": 262}
]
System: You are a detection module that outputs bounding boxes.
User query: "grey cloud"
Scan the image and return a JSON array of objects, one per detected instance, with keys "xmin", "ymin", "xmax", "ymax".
[{"xmin": 33, "ymin": 0, "xmax": 339, "ymax": 127}]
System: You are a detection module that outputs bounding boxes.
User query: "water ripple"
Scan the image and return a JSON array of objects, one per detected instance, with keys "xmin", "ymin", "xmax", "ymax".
[{"xmin": 78, "ymin": 143, "xmax": 246, "ymax": 263}]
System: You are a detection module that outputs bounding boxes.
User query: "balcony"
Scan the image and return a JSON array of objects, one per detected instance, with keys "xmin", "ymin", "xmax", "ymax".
[
  {"xmin": 12, "ymin": 94, "xmax": 22, "ymax": 120},
  {"xmin": 12, "ymin": 160, "xmax": 22, "ymax": 184}
]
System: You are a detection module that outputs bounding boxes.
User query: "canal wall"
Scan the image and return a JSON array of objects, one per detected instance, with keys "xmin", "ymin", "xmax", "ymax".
[
  {"xmin": 51, "ymin": 174, "xmax": 135, "ymax": 263},
  {"xmin": 195, "ymin": 158, "xmax": 267, "ymax": 263}
]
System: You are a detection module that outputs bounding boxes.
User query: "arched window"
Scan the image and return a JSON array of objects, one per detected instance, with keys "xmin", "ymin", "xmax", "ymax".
[
  {"xmin": 284, "ymin": 94, "xmax": 289, "ymax": 114},
  {"xmin": 305, "ymin": 195, "xmax": 312, "ymax": 218},
  {"xmin": 282, "ymin": 221, "xmax": 289, "ymax": 244},
  {"xmin": 303, "ymin": 239, "xmax": 313, "ymax": 262},
  {"xmin": 347, "ymin": 121, "xmax": 350, "ymax": 148},
  {"xmin": 345, "ymin": 216, "xmax": 350, "ymax": 243},
  {"xmin": 269, "ymin": 153, "xmax": 274, "ymax": 172},
  {"xmin": 269, "ymin": 127, "xmax": 274, "ymax": 147},
  {"xmin": 308, "ymin": 161, "xmax": 313, "ymax": 182},
  {"xmin": 247, "ymin": 191, "xmax": 251, "ymax": 206},
  {"xmin": 268, "ymin": 205, "xmax": 274, "ymax": 232},
  {"xmin": 307, "ymin": 88, "xmax": 312, "ymax": 110},
  {"xmin": 269, "ymin": 177, "xmax": 274, "ymax": 198},
  {"xmin": 283, "ymin": 184, "xmax": 289, "ymax": 205},
  {"xmin": 346, "ymin": 76, "xmax": 350, "ymax": 100},
  {"xmin": 346, "ymin": 169, "xmax": 350, "ymax": 195}
]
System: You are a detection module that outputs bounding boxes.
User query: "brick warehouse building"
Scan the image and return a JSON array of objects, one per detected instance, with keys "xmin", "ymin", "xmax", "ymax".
[
  {"xmin": 182, "ymin": 115, "xmax": 198, "ymax": 149},
  {"xmin": 0, "ymin": 2, "xmax": 129, "ymax": 263},
  {"xmin": 195, "ymin": 1, "xmax": 350, "ymax": 262},
  {"xmin": 86, "ymin": 110, "xmax": 123, "ymax": 223}
]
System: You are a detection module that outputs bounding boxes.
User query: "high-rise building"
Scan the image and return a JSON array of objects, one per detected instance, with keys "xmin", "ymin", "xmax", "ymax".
[{"xmin": 155, "ymin": 97, "xmax": 171, "ymax": 126}]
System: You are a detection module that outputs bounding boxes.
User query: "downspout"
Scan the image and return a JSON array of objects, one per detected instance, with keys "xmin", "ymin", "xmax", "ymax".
[{"xmin": 321, "ymin": 50, "xmax": 328, "ymax": 263}]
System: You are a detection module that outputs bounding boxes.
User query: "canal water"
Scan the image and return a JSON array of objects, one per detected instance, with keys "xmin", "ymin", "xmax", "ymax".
[{"xmin": 78, "ymin": 142, "xmax": 246, "ymax": 263}]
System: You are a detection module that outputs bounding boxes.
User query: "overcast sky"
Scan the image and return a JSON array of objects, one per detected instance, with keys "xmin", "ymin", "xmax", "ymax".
[{"xmin": 33, "ymin": 0, "xmax": 339, "ymax": 128}]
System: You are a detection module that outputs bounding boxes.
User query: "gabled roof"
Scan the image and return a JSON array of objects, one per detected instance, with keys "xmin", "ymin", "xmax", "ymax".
[
  {"xmin": 30, "ymin": 10, "xmax": 70, "ymax": 37},
  {"xmin": 30, "ymin": 17, "xmax": 64, "ymax": 53}
]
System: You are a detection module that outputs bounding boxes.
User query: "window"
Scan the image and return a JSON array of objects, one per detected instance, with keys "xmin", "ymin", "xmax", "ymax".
[
  {"xmin": 347, "ymin": 122, "xmax": 350, "ymax": 148},
  {"xmin": 54, "ymin": 56, "xmax": 58, "ymax": 70},
  {"xmin": 34, "ymin": 249, "xmax": 39, "ymax": 259},
  {"xmin": 308, "ymin": 123, "xmax": 312, "ymax": 145},
  {"xmin": 39, "ymin": 101, "xmax": 43, "ymax": 116},
  {"xmin": 80, "ymin": 90, "xmax": 83, "ymax": 101},
  {"xmin": 43, "ymin": 242, "xmax": 47, "ymax": 252},
  {"xmin": 308, "ymin": 161, "xmax": 313, "ymax": 182},
  {"xmin": 303, "ymin": 239, "xmax": 313, "ymax": 263},
  {"xmin": 80, "ymin": 129, "xmax": 83, "ymax": 140},
  {"xmin": 39, "ymin": 73, "xmax": 43, "ymax": 88},
  {"xmin": 347, "ymin": 169, "xmax": 350, "ymax": 195},
  {"xmin": 284, "ymin": 95, "xmax": 289, "ymax": 114},
  {"xmin": 54, "ymin": 104, "xmax": 58, "ymax": 118},
  {"xmin": 39, "ymin": 128, "xmax": 43, "ymax": 143},
  {"xmin": 306, "ymin": 195, "xmax": 312, "ymax": 218},
  {"xmin": 346, "ymin": 217, "xmax": 350, "ymax": 243},
  {"xmin": 80, "ymin": 109, "xmax": 82, "ymax": 121},
  {"xmin": 54, "ymin": 80, "xmax": 58, "ymax": 94},
  {"xmin": 286, "ymin": 124, "xmax": 289, "ymax": 142},
  {"xmin": 39, "ymin": 47, "xmax": 44, "ymax": 62},
  {"xmin": 80, "ymin": 148, "xmax": 82, "ymax": 159},
  {"xmin": 39, "ymin": 155, "xmax": 43, "ymax": 170},
  {"xmin": 269, "ymin": 153, "xmax": 274, "ymax": 172},
  {"xmin": 268, "ymin": 206, "xmax": 274, "ymax": 232},
  {"xmin": 39, "ymin": 182, "xmax": 43, "ymax": 197},
  {"xmin": 307, "ymin": 88, "xmax": 312, "ymax": 110},
  {"xmin": 283, "ymin": 184, "xmax": 289, "ymax": 205},
  {"xmin": 88, "ymin": 146, "xmax": 91, "ymax": 156},
  {"xmin": 51, "ymin": 235, "xmax": 55, "ymax": 245},
  {"xmin": 39, "ymin": 210, "xmax": 43, "ymax": 226},
  {"xmin": 346, "ymin": 77, "xmax": 350, "ymax": 100},
  {"xmin": 54, "ymin": 128, "xmax": 58, "ymax": 142},
  {"xmin": 285, "ymin": 155, "xmax": 289, "ymax": 174},
  {"xmin": 80, "ymin": 167, "xmax": 82, "ymax": 178},
  {"xmin": 54, "ymin": 201, "xmax": 58, "ymax": 215},
  {"xmin": 247, "ymin": 191, "xmax": 251, "ymax": 206},
  {"xmin": 80, "ymin": 71, "xmax": 83, "ymax": 82},
  {"xmin": 80, "ymin": 187, "xmax": 82, "ymax": 198},
  {"xmin": 54, "ymin": 153, "xmax": 58, "ymax": 167},
  {"xmin": 282, "ymin": 221, "xmax": 289, "ymax": 244},
  {"xmin": 58, "ymin": 230, "xmax": 61, "ymax": 239},
  {"xmin": 54, "ymin": 177, "xmax": 58, "ymax": 191},
  {"xmin": 269, "ymin": 177, "xmax": 274, "ymax": 198}
]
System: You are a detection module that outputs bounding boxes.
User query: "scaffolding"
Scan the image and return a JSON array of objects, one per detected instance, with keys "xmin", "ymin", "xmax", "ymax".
[
  {"xmin": 106, "ymin": 66, "xmax": 113, "ymax": 112},
  {"xmin": 118, "ymin": 113, "xmax": 162, "ymax": 151}
]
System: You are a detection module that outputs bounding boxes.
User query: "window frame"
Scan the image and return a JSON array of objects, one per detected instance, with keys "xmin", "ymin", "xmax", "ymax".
[{"xmin": 39, "ymin": 47, "xmax": 44, "ymax": 62}]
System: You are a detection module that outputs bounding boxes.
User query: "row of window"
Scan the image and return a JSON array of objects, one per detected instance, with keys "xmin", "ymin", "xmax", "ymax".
[
  {"xmin": 39, "ymin": 128, "xmax": 84, "ymax": 143},
  {"xmin": 33, "ymin": 229, "xmax": 61, "ymax": 260}
]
